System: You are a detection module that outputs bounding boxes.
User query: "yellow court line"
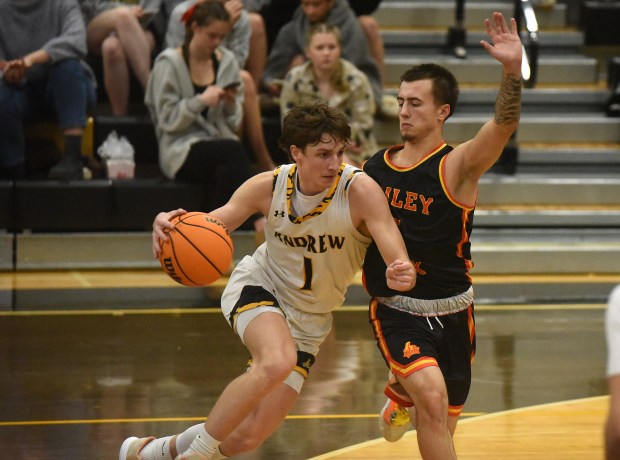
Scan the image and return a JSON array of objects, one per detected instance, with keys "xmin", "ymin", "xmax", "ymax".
[
  {"xmin": 2, "ymin": 271, "xmax": 619, "ymax": 290},
  {"xmin": 0, "ymin": 412, "xmax": 487, "ymax": 428},
  {"xmin": 0, "ymin": 303, "xmax": 607, "ymax": 316}
]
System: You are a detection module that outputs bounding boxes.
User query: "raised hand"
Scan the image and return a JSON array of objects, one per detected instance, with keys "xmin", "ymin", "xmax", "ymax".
[{"xmin": 480, "ymin": 12, "xmax": 522, "ymax": 75}]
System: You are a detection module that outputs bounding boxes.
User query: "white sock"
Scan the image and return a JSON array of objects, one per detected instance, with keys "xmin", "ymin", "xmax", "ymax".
[
  {"xmin": 175, "ymin": 424, "xmax": 205, "ymax": 454},
  {"xmin": 139, "ymin": 436, "xmax": 174, "ymax": 460},
  {"xmin": 181, "ymin": 426, "xmax": 220, "ymax": 458}
]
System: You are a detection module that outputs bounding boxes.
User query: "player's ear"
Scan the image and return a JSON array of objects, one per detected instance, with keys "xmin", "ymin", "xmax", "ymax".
[
  {"xmin": 438, "ymin": 104, "xmax": 451, "ymax": 121},
  {"xmin": 290, "ymin": 145, "xmax": 302, "ymax": 163}
]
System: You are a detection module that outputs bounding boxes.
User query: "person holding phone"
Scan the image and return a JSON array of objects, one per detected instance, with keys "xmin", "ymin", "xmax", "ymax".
[
  {"xmin": 145, "ymin": 1, "xmax": 257, "ymax": 225},
  {"xmin": 165, "ymin": 0, "xmax": 277, "ymax": 171}
]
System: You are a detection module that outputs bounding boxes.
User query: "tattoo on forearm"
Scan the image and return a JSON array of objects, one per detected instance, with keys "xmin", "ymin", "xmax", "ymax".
[{"xmin": 495, "ymin": 73, "xmax": 522, "ymax": 125}]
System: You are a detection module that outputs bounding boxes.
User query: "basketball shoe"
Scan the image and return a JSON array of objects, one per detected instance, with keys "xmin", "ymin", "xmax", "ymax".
[
  {"xmin": 119, "ymin": 436, "xmax": 155, "ymax": 460},
  {"xmin": 380, "ymin": 398, "xmax": 411, "ymax": 442}
]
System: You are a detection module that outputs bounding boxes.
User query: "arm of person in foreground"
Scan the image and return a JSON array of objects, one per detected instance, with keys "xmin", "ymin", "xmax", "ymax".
[
  {"xmin": 151, "ymin": 171, "xmax": 272, "ymax": 257},
  {"xmin": 349, "ymin": 173, "xmax": 416, "ymax": 291},
  {"xmin": 445, "ymin": 12, "xmax": 522, "ymax": 202}
]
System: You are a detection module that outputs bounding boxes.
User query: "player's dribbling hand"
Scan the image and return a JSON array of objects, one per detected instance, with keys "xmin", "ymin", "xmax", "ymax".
[
  {"xmin": 152, "ymin": 208, "xmax": 187, "ymax": 258},
  {"xmin": 385, "ymin": 259, "xmax": 416, "ymax": 291}
]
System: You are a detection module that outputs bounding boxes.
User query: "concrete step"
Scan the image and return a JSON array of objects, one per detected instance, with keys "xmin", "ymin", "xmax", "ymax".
[
  {"xmin": 374, "ymin": 113, "xmax": 620, "ymax": 144},
  {"xmin": 516, "ymin": 144, "xmax": 620, "ymax": 173},
  {"xmin": 374, "ymin": 1, "xmax": 567, "ymax": 28},
  {"xmin": 384, "ymin": 55, "xmax": 599, "ymax": 86},
  {"xmin": 474, "ymin": 205, "xmax": 620, "ymax": 228},
  {"xmin": 5, "ymin": 209, "xmax": 620, "ymax": 268},
  {"xmin": 477, "ymin": 173, "xmax": 620, "ymax": 205},
  {"xmin": 384, "ymin": 87, "xmax": 610, "ymax": 113},
  {"xmin": 382, "ymin": 29, "xmax": 584, "ymax": 55},
  {"xmin": 470, "ymin": 228, "xmax": 620, "ymax": 275}
]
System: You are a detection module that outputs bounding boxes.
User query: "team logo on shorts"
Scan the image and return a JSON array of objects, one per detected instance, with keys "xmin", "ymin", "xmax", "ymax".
[{"xmin": 402, "ymin": 341, "xmax": 420, "ymax": 358}]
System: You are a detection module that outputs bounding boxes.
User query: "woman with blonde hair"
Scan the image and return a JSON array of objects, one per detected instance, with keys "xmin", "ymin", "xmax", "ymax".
[{"xmin": 280, "ymin": 23, "xmax": 378, "ymax": 166}]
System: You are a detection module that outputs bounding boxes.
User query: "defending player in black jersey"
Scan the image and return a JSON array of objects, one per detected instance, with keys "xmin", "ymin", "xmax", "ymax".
[{"xmin": 362, "ymin": 12, "xmax": 522, "ymax": 459}]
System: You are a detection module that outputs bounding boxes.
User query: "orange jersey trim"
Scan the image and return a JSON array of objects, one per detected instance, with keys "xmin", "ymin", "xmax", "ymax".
[
  {"xmin": 370, "ymin": 299, "xmax": 439, "ymax": 377},
  {"xmin": 383, "ymin": 142, "xmax": 448, "ymax": 172}
]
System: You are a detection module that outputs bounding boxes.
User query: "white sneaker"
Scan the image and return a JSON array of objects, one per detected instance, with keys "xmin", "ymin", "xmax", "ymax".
[
  {"xmin": 119, "ymin": 436, "xmax": 155, "ymax": 460},
  {"xmin": 379, "ymin": 398, "xmax": 411, "ymax": 442}
]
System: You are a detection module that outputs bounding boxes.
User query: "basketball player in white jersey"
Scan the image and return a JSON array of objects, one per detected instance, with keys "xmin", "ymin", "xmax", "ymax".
[{"xmin": 119, "ymin": 103, "xmax": 416, "ymax": 460}]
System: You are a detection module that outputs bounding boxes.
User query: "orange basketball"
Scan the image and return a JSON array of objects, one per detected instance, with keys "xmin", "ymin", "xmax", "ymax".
[{"xmin": 159, "ymin": 212, "xmax": 234, "ymax": 286}]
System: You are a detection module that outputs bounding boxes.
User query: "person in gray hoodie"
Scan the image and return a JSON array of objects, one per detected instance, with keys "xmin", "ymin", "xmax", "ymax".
[
  {"xmin": 144, "ymin": 0, "xmax": 252, "ymax": 213},
  {"xmin": 0, "ymin": 0, "xmax": 96, "ymax": 180}
]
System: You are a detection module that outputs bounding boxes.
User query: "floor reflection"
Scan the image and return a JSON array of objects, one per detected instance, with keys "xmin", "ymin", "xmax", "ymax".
[{"xmin": 0, "ymin": 305, "xmax": 607, "ymax": 459}]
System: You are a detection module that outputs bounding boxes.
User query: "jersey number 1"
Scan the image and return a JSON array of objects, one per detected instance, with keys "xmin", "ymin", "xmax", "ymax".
[{"xmin": 302, "ymin": 256, "xmax": 313, "ymax": 290}]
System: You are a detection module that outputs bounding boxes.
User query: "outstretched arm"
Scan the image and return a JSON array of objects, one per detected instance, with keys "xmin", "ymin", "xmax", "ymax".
[{"xmin": 445, "ymin": 12, "xmax": 522, "ymax": 202}]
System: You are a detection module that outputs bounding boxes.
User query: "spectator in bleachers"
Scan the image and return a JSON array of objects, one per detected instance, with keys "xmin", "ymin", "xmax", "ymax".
[
  {"xmin": 351, "ymin": 0, "xmax": 386, "ymax": 91},
  {"xmin": 280, "ymin": 24, "xmax": 378, "ymax": 167},
  {"xmin": 246, "ymin": 0, "xmax": 383, "ymax": 65},
  {"xmin": 145, "ymin": 1, "xmax": 254, "ymax": 215},
  {"xmin": 0, "ymin": 0, "xmax": 96, "ymax": 180},
  {"xmin": 261, "ymin": 0, "xmax": 398, "ymax": 118},
  {"xmin": 166, "ymin": 0, "xmax": 275, "ymax": 171},
  {"xmin": 244, "ymin": 0, "xmax": 293, "ymax": 51},
  {"xmin": 79, "ymin": 0, "xmax": 161, "ymax": 116}
]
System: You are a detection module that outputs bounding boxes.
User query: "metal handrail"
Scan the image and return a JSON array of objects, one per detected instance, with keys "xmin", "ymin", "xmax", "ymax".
[{"xmin": 514, "ymin": 0, "xmax": 540, "ymax": 88}]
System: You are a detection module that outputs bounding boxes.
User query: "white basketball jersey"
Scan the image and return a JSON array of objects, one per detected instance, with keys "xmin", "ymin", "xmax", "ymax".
[{"xmin": 252, "ymin": 163, "xmax": 372, "ymax": 314}]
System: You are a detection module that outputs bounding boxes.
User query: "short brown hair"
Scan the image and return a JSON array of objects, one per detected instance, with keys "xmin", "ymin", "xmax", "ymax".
[
  {"xmin": 400, "ymin": 64, "xmax": 459, "ymax": 118},
  {"xmin": 278, "ymin": 103, "xmax": 351, "ymax": 160}
]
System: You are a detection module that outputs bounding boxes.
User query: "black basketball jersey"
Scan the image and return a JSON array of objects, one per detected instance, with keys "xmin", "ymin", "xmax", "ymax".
[{"xmin": 362, "ymin": 143, "xmax": 474, "ymax": 300}]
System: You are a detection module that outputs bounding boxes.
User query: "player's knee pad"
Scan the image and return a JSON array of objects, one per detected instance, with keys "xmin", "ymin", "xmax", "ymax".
[{"xmin": 283, "ymin": 350, "xmax": 315, "ymax": 393}]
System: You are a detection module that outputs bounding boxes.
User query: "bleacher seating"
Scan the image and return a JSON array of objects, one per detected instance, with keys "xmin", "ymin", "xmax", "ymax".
[{"xmin": 2, "ymin": 0, "xmax": 620, "ymax": 308}]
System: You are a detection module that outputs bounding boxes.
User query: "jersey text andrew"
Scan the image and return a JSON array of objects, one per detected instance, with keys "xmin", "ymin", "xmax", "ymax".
[{"xmin": 273, "ymin": 231, "xmax": 346, "ymax": 253}]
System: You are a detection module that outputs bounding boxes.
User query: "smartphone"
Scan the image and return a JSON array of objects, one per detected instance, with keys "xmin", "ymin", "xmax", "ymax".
[{"xmin": 223, "ymin": 81, "xmax": 241, "ymax": 90}]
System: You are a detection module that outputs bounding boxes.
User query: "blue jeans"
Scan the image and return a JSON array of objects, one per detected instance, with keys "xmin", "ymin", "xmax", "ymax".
[{"xmin": 0, "ymin": 59, "xmax": 96, "ymax": 168}]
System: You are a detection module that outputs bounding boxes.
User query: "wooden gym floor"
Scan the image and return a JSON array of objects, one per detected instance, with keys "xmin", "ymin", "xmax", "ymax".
[{"xmin": 0, "ymin": 271, "xmax": 610, "ymax": 459}]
